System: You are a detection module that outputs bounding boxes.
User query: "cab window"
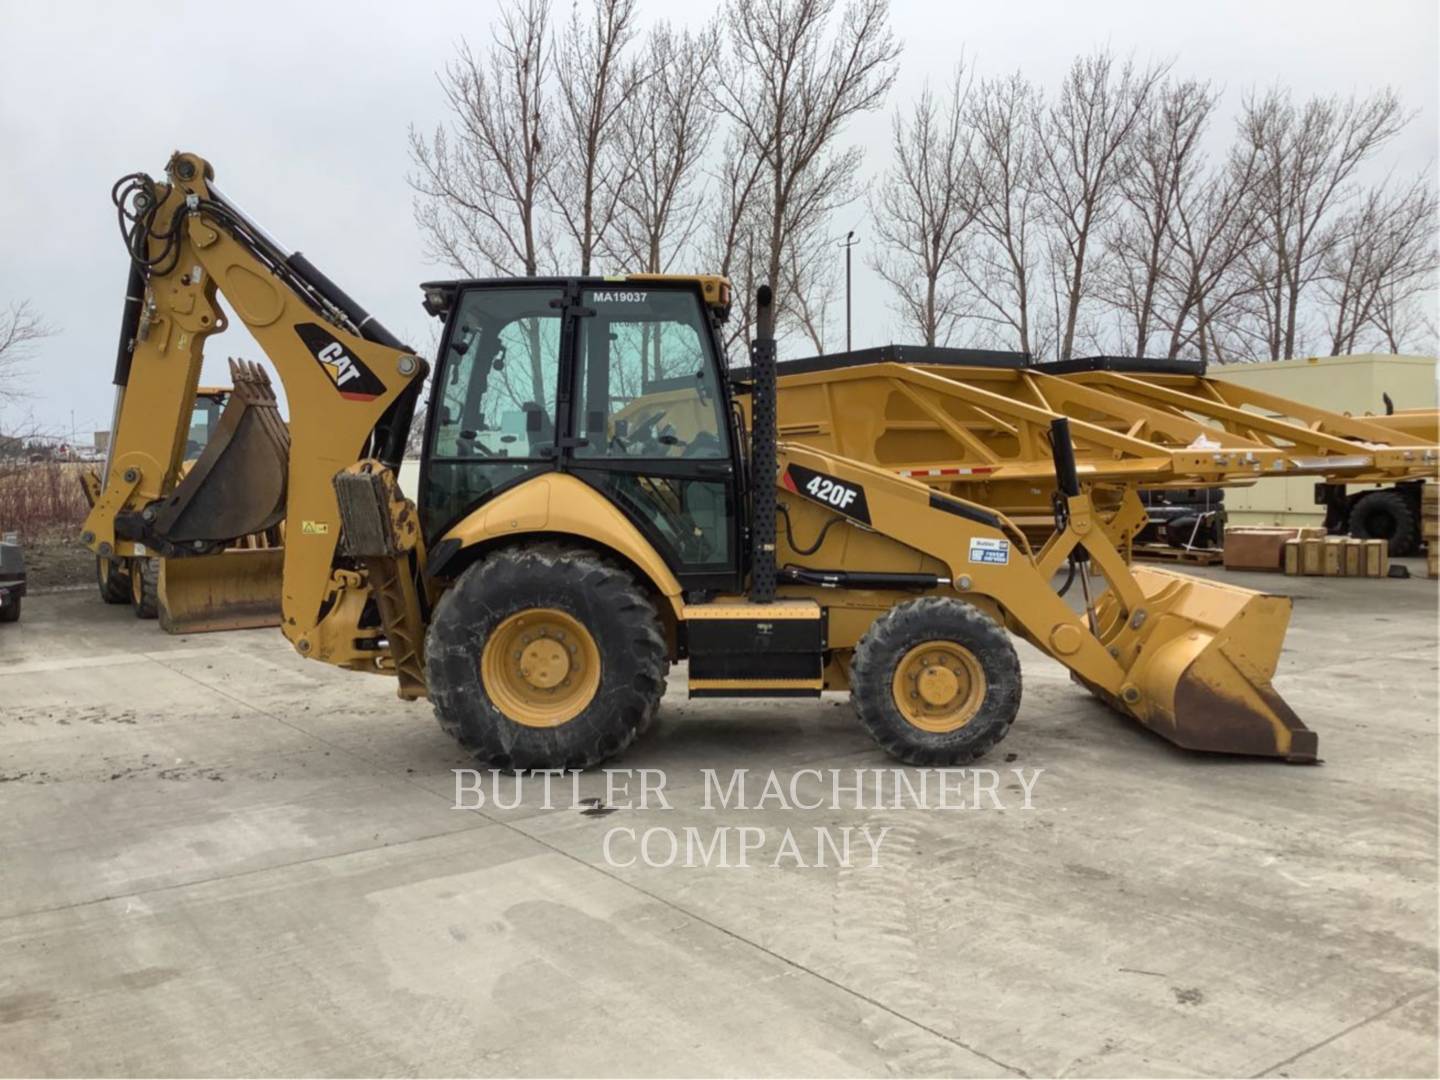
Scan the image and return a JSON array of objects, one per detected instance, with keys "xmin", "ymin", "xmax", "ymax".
[
  {"xmin": 575, "ymin": 288, "xmax": 728, "ymax": 460},
  {"xmin": 431, "ymin": 287, "xmax": 563, "ymax": 460},
  {"xmin": 423, "ymin": 286, "xmax": 563, "ymax": 534}
]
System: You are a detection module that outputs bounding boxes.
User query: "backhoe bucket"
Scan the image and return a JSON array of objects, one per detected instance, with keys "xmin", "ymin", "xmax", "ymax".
[
  {"xmin": 158, "ymin": 545, "xmax": 284, "ymax": 634},
  {"xmin": 152, "ymin": 360, "xmax": 290, "ymax": 543},
  {"xmin": 1091, "ymin": 566, "xmax": 1317, "ymax": 761}
]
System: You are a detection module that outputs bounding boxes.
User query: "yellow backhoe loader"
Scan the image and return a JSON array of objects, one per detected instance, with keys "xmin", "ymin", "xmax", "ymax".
[
  {"xmin": 84, "ymin": 152, "xmax": 1321, "ymax": 769},
  {"xmin": 82, "ymin": 379, "xmax": 285, "ymax": 632}
]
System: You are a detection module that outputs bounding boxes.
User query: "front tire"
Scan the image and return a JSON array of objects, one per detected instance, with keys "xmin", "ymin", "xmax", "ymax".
[
  {"xmin": 851, "ymin": 596, "xmax": 1021, "ymax": 766},
  {"xmin": 131, "ymin": 558, "xmax": 158, "ymax": 619},
  {"xmin": 97, "ymin": 557, "xmax": 131, "ymax": 604},
  {"xmin": 425, "ymin": 544, "xmax": 667, "ymax": 771}
]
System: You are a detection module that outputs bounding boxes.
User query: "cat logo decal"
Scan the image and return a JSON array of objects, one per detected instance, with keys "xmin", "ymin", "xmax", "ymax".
[{"xmin": 295, "ymin": 323, "xmax": 385, "ymax": 401}]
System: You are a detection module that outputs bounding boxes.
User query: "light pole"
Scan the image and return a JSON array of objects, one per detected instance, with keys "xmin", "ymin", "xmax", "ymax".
[{"xmin": 839, "ymin": 230, "xmax": 858, "ymax": 353}]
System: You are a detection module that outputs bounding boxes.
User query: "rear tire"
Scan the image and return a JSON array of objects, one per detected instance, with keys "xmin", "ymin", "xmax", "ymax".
[
  {"xmin": 425, "ymin": 544, "xmax": 667, "ymax": 771},
  {"xmin": 131, "ymin": 558, "xmax": 159, "ymax": 619},
  {"xmin": 0, "ymin": 596, "xmax": 19, "ymax": 624},
  {"xmin": 97, "ymin": 557, "xmax": 130, "ymax": 604},
  {"xmin": 1348, "ymin": 490, "xmax": 1418, "ymax": 556},
  {"xmin": 851, "ymin": 596, "xmax": 1021, "ymax": 766}
]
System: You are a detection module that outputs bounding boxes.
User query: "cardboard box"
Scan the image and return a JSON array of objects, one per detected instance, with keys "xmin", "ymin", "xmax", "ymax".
[
  {"xmin": 1363, "ymin": 539, "xmax": 1387, "ymax": 577},
  {"xmin": 1283, "ymin": 539, "xmax": 1302, "ymax": 576},
  {"xmin": 1323, "ymin": 537, "xmax": 1347, "ymax": 576},
  {"xmin": 1343, "ymin": 538, "xmax": 1363, "ymax": 577},
  {"xmin": 1301, "ymin": 537, "xmax": 1325, "ymax": 575},
  {"xmin": 1223, "ymin": 528, "xmax": 1297, "ymax": 572}
]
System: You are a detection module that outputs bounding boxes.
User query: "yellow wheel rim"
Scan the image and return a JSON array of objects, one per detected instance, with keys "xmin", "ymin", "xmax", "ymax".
[
  {"xmin": 479, "ymin": 608, "xmax": 601, "ymax": 729},
  {"xmin": 891, "ymin": 641, "xmax": 986, "ymax": 733}
]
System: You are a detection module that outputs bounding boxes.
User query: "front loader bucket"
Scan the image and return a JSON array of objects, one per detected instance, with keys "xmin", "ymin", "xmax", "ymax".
[
  {"xmin": 153, "ymin": 360, "xmax": 290, "ymax": 544},
  {"xmin": 158, "ymin": 547, "xmax": 284, "ymax": 634},
  {"xmin": 1091, "ymin": 566, "xmax": 1317, "ymax": 761}
]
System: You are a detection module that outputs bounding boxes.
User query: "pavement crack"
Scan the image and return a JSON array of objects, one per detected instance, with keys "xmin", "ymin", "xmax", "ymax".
[
  {"xmin": 1250, "ymin": 983, "xmax": 1437, "ymax": 1077},
  {"xmin": 0, "ymin": 820, "xmax": 501, "ymax": 925}
]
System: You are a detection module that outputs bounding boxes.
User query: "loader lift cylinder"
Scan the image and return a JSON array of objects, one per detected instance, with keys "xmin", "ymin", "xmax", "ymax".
[
  {"xmin": 1050, "ymin": 416, "xmax": 1100, "ymax": 631},
  {"xmin": 1049, "ymin": 416, "xmax": 1081, "ymax": 499},
  {"xmin": 749, "ymin": 285, "xmax": 778, "ymax": 603}
]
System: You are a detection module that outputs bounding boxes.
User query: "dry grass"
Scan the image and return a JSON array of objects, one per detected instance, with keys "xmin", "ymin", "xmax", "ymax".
[{"xmin": 0, "ymin": 461, "xmax": 91, "ymax": 540}]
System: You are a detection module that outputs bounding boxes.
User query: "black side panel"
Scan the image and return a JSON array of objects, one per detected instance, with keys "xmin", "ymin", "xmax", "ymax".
[
  {"xmin": 1035, "ymin": 355, "xmax": 1207, "ymax": 376},
  {"xmin": 730, "ymin": 343, "xmax": 1030, "ymax": 383},
  {"xmin": 928, "ymin": 491, "xmax": 1002, "ymax": 529},
  {"xmin": 688, "ymin": 616, "xmax": 823, "ymax": 655},
  {"xmin": 687, "ymin": 615, "xmax": 825, "ymax": 684}
]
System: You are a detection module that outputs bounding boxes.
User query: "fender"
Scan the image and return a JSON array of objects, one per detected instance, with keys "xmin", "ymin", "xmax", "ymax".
[{"xmin": 439, "ymin": 473, "xmax": 685, "ymax": 616}]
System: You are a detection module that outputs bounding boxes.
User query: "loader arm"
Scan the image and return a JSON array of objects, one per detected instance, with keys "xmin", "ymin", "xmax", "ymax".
[
  {"xmin": 773, "ymin": 439, "xmax": 1316, "ymax": 761},
  {"xmin": 82, "ymin": 152, "xmax": 428, "ymax": 670}
]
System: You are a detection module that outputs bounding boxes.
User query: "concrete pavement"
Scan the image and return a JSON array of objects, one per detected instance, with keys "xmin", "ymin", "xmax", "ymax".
[{"xmin": 1, "ymin": 570, "xmax": 1436, "ymax": 1077}]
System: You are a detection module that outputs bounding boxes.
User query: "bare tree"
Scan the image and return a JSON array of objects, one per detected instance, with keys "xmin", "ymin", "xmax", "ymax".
[
  {"xmin": 0, "ymin": 301, "xmax": 52, "ymax": 405},
  {"xmin": 869, "ymin": 70, "xmax": 978, "ymax": 346},
  {"xmin": 608, "ymin": 20, "xmax": 720, "ymax": 272},
  {"xmin": 1101, "ymin": 78, "xmax": 1217, "ymax": 356},
  {"xmin": 703, "ymin": 128, "xmax": 769, "ymax": 357},
  {"xmin": 1160, "ymin": 142, "xmax": 1263, "ymax": 361},
  {"xmin": 409, "ymin": 0, "xmax": 555, "ymax": 277},
  {"xmin": 1034, "ymin": 49, "xmax": 1169, "ymax": 360},
  {"xmin": 717, "ymin": 0, "xmax": 901, "ymax": 338},
  {"xmin": 1237, "ymin": 86, "xmax": 1409, "ymax": 359},
  {"xmin": 786, "ymin": 229, "xmax": 839, "ymax": 351},
  {"xmin": 1370, "ymin": 279, "xmax": 1439, "ymax": 356},
  {"xmin": 549, "ymin": 0, "xmax": 644, "ymax": 274},
  {"xmin": 1320, "ymin": 175, "xmax": 1437, "ymax": 354},
  {"xmin": 960, "ymin": 71, "xmax": 1050, "ymax": 356}
]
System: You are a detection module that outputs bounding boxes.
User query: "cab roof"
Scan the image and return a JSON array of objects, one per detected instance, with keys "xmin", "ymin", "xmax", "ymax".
[{"xmin": 419, "ymin": 274, "xmax": 731, "ymax": 320}]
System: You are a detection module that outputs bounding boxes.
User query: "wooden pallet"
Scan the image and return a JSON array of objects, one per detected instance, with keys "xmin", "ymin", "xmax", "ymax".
[{"xmin": 1133, "ymin": 543, "xmax": 1224, "ymax": 567}]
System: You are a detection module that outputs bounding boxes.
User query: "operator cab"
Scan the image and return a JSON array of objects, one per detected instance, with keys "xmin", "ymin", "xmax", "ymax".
[{"xmin": 420, "ymin": 277, "xmax": 745, "ymax": 592}]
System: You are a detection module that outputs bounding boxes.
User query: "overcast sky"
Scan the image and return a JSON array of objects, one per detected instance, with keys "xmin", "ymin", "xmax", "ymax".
[{"xmin": 1, "ymin": 0, "xmax": 1435, "ymax": 438}]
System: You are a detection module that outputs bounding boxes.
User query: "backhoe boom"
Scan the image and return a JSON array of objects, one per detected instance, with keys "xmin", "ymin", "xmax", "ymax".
[{"xmin": 83, "ymin": 152, "xmax": 428, "ymax": 670}]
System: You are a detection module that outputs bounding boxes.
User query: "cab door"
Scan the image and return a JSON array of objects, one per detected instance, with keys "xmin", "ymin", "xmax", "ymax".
[
  {"xmin": 420, "ymin": 284, "xmax": 565, "ymax": 537},
  {"xmin": 568, "ymin": 285, "xmax": 741, "ymax": 593}
]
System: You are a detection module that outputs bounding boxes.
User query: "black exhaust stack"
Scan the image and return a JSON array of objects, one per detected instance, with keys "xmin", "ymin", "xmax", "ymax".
[{"xmin": 749, "ymin": 285, "xmax": 778, "ymax": 604}]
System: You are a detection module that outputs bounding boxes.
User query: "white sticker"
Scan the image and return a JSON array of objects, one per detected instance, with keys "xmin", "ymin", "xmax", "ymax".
[
  {"xmin": 133, "ymin": 543, "xmax": 147, "ymax": 556},
  {"xmin": 968, "ymin": 537, "xmax": 1009, "ymax": 565}
]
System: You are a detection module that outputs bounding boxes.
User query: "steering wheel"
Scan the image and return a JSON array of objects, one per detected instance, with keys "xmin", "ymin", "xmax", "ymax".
[
  {"xmin": 623, "ymin": 409, "xmax": 670, "ymax": 455},
  {"xmin": 682, "ymin": 431, "xmax": 721, "ymax": 458}
]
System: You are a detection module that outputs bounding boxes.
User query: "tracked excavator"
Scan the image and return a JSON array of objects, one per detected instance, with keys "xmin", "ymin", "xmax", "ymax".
[{"xmin": 85, "ymin": 151, "xmax": 1327, "ymax": 769}]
